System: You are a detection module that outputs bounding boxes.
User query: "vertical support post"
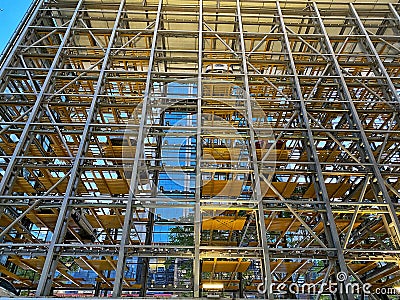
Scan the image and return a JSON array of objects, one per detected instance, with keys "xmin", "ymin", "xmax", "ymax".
[
  {"xmin": 275, "ymin": 2, "xmax": 354, "ymax": 300},
  {"xmin": 0, "ymin": 0, "xmax": 44, "ymax": 74},
  {"xmin": 112, "ymin": 0, "xmax": 163, "ymax": 296},
  {"xmin": 312, "ymin": 1, "xmax": 400, "ymax": 248},
  {"xmin": 0, "ymin": 0, "xmax": 83, "ymax": 196},
  {"xmin": 236, "ymin": 0, "xmax": 273, "ymax": 298},
  {"xmin": 389, "ymin": 3, "xmax": 400, "ymax": 25},
  {"xmin": 36, "ymin": 0, "xmax": 126, "ymax": 295},
  {"xmin": 193, "ymin": 0, "xmax": 203, "ymax": 297},
  {"xmin": 138, "ymin": 84, "xmax": 168, "ymax": 296},
  {"xmin": 349, "ymin": 4, "xmax": 400, "ymax": 106}
]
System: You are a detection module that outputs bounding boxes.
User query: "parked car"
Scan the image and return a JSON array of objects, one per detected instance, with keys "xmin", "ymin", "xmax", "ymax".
[
  {"xmin": 71, "ymin": 208, "xmax": 97, "ymax": 243},
  {"xmin": 0, "ymin": 278, "xmax": 18, "ymax": 297},
  {"xmin": 205, "ymin": 64, "xmax": 233, "ymax": 74}
]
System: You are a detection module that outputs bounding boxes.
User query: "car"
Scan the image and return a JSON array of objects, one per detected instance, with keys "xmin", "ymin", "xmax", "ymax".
[
  {"xmin": 205, "ymin": 64, "xmax": 233, "ymax": 74},
  {"xmin": 0, "ymin": 278, "xmax": 18, "ymax": 297},
  {"xmin": 71, "ymin": 208, "xmax": 97, "ymax": 243}
]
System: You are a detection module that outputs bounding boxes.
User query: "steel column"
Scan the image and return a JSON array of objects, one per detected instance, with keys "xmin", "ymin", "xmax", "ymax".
[
  {"xmin": 193, "ymin": 0, "xmax": 203, "ymax": 297},
  {"xmin": 0, "ymin": 0, "xmax": 44, "ymax": 73},
  {"xmin": 349, "ymin": 3, "xmax": 400, "ymax": 106},
  {"xmin": 36, "ymin": 0, "xmax": 125, "ymax": 295},
  {"xmin": 236, "ymin": 0, "xmax": 274, "ymax": 298},
  {"xmin": 312, "ymin": 1, "xmax": 400, "ymax": 248},
  {"xmin": 112, "ymin": 0, "xmax": 163, "ymax": 296},
  {"xmin": 276, "ymin": 2, "xmax": 354, "ymax": 300},
  {"xmin": 0, "ymin": 0, "xmax": 82, "ymax": 196}
]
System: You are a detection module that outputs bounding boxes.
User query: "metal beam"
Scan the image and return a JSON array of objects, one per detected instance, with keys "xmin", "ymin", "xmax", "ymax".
[
  {"xmin": 0, "ymin": 0, "xmax": 43, "ymax": 72},
  {"xmin": 112, "ymin": 0, "xmax": 163, "ymax": 296},
  {"xmin": 276, "ymin": 3, "xmax": 354, "ymax": 300},
  {"xmin": 0, "ymin": 0, "xmax": 82, "ymax": 196},
  {"xmin": 313, "ymin": 1, "xmax": 400, "ymax": 249},
  {"xmin": 35, "ymin": 0, "xmax": 125, "ymax": 295},
  {"xmin": 349, "ymin": 3, "xmax": 400, "ymax": 106},
  {"xmin": 236, "ymin": 1, "xmax": 273, "ymax": 299},
  {"xmin": 193, "ymin": 0, "xmax": 203, "ymax": 297}
]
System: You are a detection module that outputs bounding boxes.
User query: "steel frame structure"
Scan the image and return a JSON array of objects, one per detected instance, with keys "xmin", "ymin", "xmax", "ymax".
[{"xmin": 0, "ymin": 0, "xmax": 399, "ymax": 299}]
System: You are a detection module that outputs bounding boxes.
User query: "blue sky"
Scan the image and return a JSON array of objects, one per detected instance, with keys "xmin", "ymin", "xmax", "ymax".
[{"xmin": 0, "ymin": 0, "xmax": 32, "ymax": 54}]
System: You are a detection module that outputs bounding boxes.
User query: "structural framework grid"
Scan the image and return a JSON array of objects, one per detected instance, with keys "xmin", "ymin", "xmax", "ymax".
[{"xmin": 0, "ymin": 0, "xmax": 399, "ymax": 299}]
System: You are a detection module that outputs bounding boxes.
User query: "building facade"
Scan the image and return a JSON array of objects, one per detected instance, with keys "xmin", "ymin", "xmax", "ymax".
[{"xmin": 0, "ymin": 0, "xmax": 399, "ymax": 298}]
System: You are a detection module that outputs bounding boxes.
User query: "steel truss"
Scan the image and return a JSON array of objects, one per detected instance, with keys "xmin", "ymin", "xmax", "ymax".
[{"xmin": 0, "ymin": 0, "xmax": 399, "ymax": 299}]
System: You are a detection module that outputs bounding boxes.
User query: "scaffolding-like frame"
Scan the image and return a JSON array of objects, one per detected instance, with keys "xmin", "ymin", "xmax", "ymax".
[{"xmin": 0, "ymin": 0, "xmax": 399, "ymax": 298}]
